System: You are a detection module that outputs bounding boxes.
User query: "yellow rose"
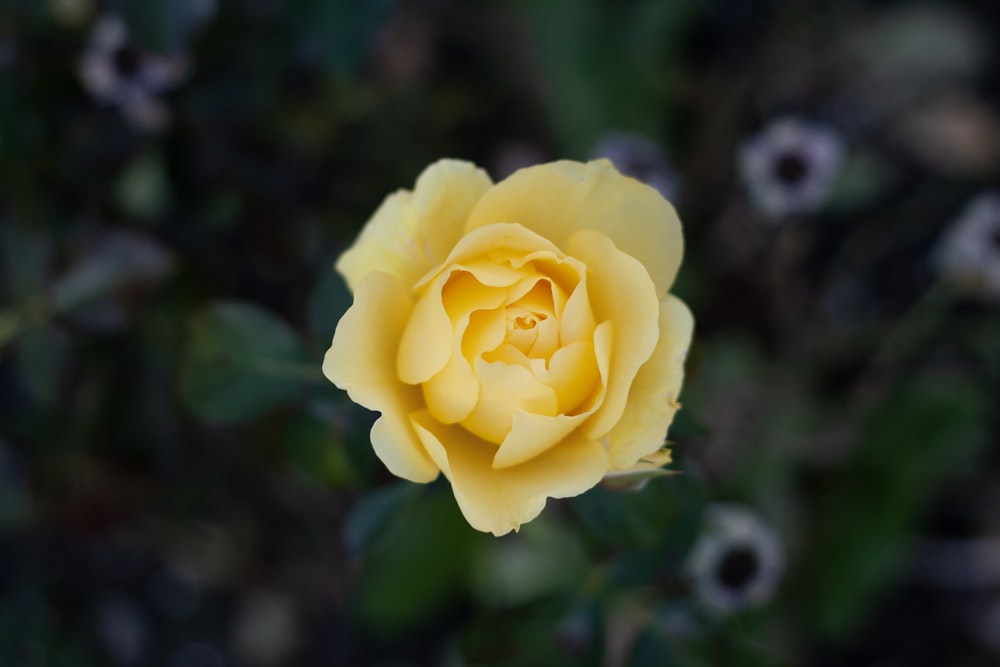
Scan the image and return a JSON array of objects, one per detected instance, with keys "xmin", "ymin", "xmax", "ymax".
[{"xmin": 323, "ymin": 159, "xmax": 693, "ymax": 535}]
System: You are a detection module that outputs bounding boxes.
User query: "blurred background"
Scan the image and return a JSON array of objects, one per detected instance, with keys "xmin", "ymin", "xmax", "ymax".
[{"xmin": 2, "ymin": 0, "xmax": 1000, "ymax": 665}]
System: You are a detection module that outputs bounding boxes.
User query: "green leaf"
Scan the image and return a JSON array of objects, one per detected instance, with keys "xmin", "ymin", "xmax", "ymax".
[
  {"xmin": 114, "ymin": 149, "xmax": 171, "ymax": 222},
  {"xmin": 14, "ymin": 324, "xmax": 68, "ymax": 405},
  {"xmin": 628, "ymin": 626, "xmax": 684, "ymax": 667},
  {"xmin": 351, "ymin": 483, "xmax": 484, "ymax": 636},
  {"xmin": 809, "ymin": 372, "xmax": 989, "ymax": 639},
  {"xmin": 470, "ymin": 516, "xmax": 588, "ymax": 609},
  {"xmin": 120, "ymin": 0, "xmax": 214, "ymax": 53},
  {"xmin": 288, "ymin": 0, "xmax": 396, "ymax": 76},
  {"xmin": 284, "ymin": 410, "xmax": 359, "ymax": 488},
  {"xmin": 572, "ymin": 467, "xmax": 704, "ymax": 554},
  {"xmin": 512, "ymin": 0, "xmax": 698, "ymax": 151},
  {"xmin": 307, "ymin": 263, "xmax": 352, "ymax": 344},
  {"xmin": 179, "ymin": 302, "xmax": 311, "ymax": 424},
  {"xmin": 342, "ymin": 481, "xmax": 419, "ymax": 557}
]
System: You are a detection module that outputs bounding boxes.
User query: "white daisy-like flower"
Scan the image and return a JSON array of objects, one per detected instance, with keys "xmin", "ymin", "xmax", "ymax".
[
  {"xmin": 685, "ymin": 503, "xmax": 784, "ymax": 614},
  {"xmin": 591, "ymin": 131, "xmax": 680, "ymax": 202},
  {"xmin": 739, "ymin": 117, "xmax": 844, "ymax": 219},
  {"xmin": 77, "ymin": 14, "xmax": 188, "ymax": 132},
  {"xmin": 935, "ymin": 192, "xmax": 1000, "ymax": 301}
]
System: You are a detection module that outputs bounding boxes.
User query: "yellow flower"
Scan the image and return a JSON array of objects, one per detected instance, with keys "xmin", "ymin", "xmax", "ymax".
[{"xmin": 324, "ymin": 159, "xmax": 693, "ymax": 535}]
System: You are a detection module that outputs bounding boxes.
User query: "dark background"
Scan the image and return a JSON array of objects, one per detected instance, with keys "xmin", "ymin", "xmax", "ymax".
[{"xmin": 1, "ymin": 0, "xmax": 1000, "ymax": 665}]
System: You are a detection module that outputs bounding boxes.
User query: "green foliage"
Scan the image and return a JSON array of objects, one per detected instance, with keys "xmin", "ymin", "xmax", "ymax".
[
  {"xmin": 808, "ymin": 371, "xmax": 989, "ymax": 639},
  {"xmin": 307, "ymin": 263, "xmax": 353, "ymax": 344},
  {"xmin": 288, "ymin": 0, "xmax": 397, "ymax": 75},
  {"xmin": 573, "ymin": 471, "xmax": 704, "ymax": 557},
  {"xmin": 514, "ymin": 0, "xmax": 698, "ymax": 151},
  {"xmin": 348, "ymin": 482, "xmax": 486, "ymax": 636},
  {"xmin": 179, "ymin": 302, "xmax": 312, "ymax": 424}
]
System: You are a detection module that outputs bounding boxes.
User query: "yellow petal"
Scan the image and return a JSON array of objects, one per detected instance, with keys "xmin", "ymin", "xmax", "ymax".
[
  {"xmin": 461, "ymin": 358, "xmax": 558, "ymax": 443},
  {"xmin": 322, "ymin": 272, "xmax": 439, "ymax": 482},
  {"xmin": 605, "ymin": 294, "xmax": 694, "ymax": 469},
  {"xmin": 488, "ymin": 325, "xmax": 609, "ymax": 468},
  {"xmin": 397, "ymin": 271, "xmax": 454, "ymax": 385},
  {"xmin": 465, "ymin": 159, "xmax": 683, "ymax": 297},
  {"xmin": 559, "ymin": 271, "xmax": 596, "ymax": 345},
  {"xmin": 442, "ymin": 271, "xmax": 508, "ymax": 319},
  {"xmin": 414, "ymin": 222, "xmax": 564, "ymax": 291},
  {"xmin": 492, "ymin": 411, "xmax": 589, "ymax": 469},
  {"xmin": 336, "ymin": 160, "xmax": 492, "ymax": 293},
  {"xmin": 410, "ymin": 413, "xmax": 609, "ymax": 535},
  {"xmin": 421, "ymin": 312, "xmax": 481, "ymax": 424},
  {"xmin": 540, "ymin": 338, "xmax": 602, "ymax": 415},
  {"xmin": 568, "ymin": 230, "xmax": 661, "ymax": 439},
  {"xmin": 400, "ymin": 265, "xmax": 512, "ymax": 386}
]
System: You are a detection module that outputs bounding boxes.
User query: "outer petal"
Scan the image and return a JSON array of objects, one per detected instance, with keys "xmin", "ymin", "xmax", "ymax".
[
  {"xmin": 410, "ymin": 411, "xmax": 608, "ymax": 536},
  {"xmin": 336, "ymin": 160, "xmax": 493, "ymax": 292},
  {"xmin": 605, "ymin": 295, "xmax": 694, "ymax": 469},
  {"xmin": 414, "ymin": 222, "xmax": 565, "ymax": 292},
  {"xmin": 465, "ymin": 159, "xmax": 683, "ymax": 297},
  {"xmin": 568, "ymin": 230, "xmax": 661, "ymax": 439},
  {"xmin": 322, "ymin": 271, "xmax": 439, "ymax": 482}
]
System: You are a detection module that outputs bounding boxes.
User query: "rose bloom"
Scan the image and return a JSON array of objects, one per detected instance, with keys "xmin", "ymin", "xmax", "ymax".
[{"xmin": 324, "ymin": 159, "xmax": 693, "ymax": 535}]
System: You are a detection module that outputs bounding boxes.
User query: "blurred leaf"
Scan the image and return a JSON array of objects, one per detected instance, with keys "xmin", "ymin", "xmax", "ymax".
[
  {"xmin": 342, "ymin": 481, "xmax": 419, "ymax": 557},
  {"xmin": 120, "ymin": 0, "xmax": 214, "ymax": 53},
  {"xmin": 352, "ymin": 483, "xmax": 483, "ymax": 636},
  {"xmin": 601, "ymin": 447, "xmax": 677, "ymax": 491},
  {"xmin": 572, "ymin": 468, "xmax": 703, "ymax": 555},
  {"xmin": 14, "ymin": 324, "xmax": 68, "ymax": 405},
  {"xmin": 471, "ymin": 516, "xmax": 588, "ymax": 609},
  {"xmin": 114, "ymin": 149, "xmax": 171, "ymax": 222},
  {"xmin": 513, "ymin": 0, "xmax": 698, "ymax": 151},
  {"xmin": 307, "ymin": 263, "xmax": 352, "ymax": 344},
  {"xmin": 848, "ymin": 5, "xmax": 986, "ymax": 82},
  {"xmin": 604, "ymin": 467, "xmax": 706, "ymax": 588},
  {"xmin": 285, "ymin": 411, "xmax": 358, "ymax": 488},
  {"xmin": 826, "ymin": 150, "xmax": 896, "ymax": 214},
  {"xmin": 289, "ymin": 0, "xmax": 396, "ymax": 76},
  {"xmin": 1, "ymin": 222, "xmax": 52, "ymax": 294},
  {"xmin": 809, "ymin": 371, "xmax": 989, "ymax": 639},
  {"xmin": 50, "ymin": 230, "xmax": 174, "ymax": 313},
  {"xmin": 0, "ymin": 443, "xmax": 30, "ymax": 526},
  {"xmin": 179, "ymin": 302, "xmax": 311, "ymax": 424},
  {"xmin": 628, "ymin": 625, "xmax": 683, "ymax": 667},
  {"xmin": 967, "ymin": 314, "xmax": 1000, "ymax": 381}
]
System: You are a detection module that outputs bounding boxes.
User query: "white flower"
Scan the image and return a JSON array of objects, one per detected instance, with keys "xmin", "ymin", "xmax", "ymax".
[
  {"xmin": 739, "ymin": 118, "xmax": 844, "ymax": 219},
  {"xmin": 936, "ymin": 192, "xmax": 1000, "ymax": 301},
  {"xmin": 591, "ymin": 131, "xmax": 680, "ymax": 203},
  {"xmin": 686, "ymin": 503, "xmax": 784, "ymax": 613},
  {"xmin": 77, "ymin": 15, "xmax": 188, "ymax": 132}
]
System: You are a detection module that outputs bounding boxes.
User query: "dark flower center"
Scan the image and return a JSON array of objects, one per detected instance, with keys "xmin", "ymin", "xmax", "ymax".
[
  {"xmin": 113, "ymin": 45, "xmax": 142, "ymax": 77},
  {"xmin": 773, "ymin": 151, "xmax": 808, "ymax": 185},
  {"xmin": 991, "ymin": 227, "xmax": 1000, "ymax": 250},
  {"xmin": 717, "ymin": 545, "xmax": 759, "ymax": 590}
]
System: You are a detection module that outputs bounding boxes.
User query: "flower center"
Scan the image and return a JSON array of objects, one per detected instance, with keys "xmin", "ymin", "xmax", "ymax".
[
  {"xmin": 514, "ymin": 313, "xmax": 542, "ymax": 330},
  {"xmin": 504, "ymin": 307, "xmax": 550, "ymax": 357},
  {"xmin": 773, "ymin": 151, "xmax": 808, "ymax": 185},
  {"xmin": 113, "ymin": 44, "xmax": 142, "ymax": 77},
  {"xmin": 991, "ymin": 227, "xmax": 1000, "ymax": 250},
  {"xmin": 716, "ymin": 545, "xmax": 759, "ymax": 591}
]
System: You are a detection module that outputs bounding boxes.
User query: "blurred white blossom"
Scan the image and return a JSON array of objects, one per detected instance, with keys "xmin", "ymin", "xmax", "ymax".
[
  {"xmin": 739, "ymin": 118, "xmax": 844, "ymax": 219},
  {"xmin": 591, "ymin": 131, "xmax": 681, "ymax": 202},
  {"xmin": 77, "ymin": 15, "xmax": 188, "ymax": 132},
  {"xmin": 686, "ymin": 503, "xmax": 784, "ymax": 614},
  {"xmin": 936, "ymin": 192, "xmax": 1000, "ymax": 301}
]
